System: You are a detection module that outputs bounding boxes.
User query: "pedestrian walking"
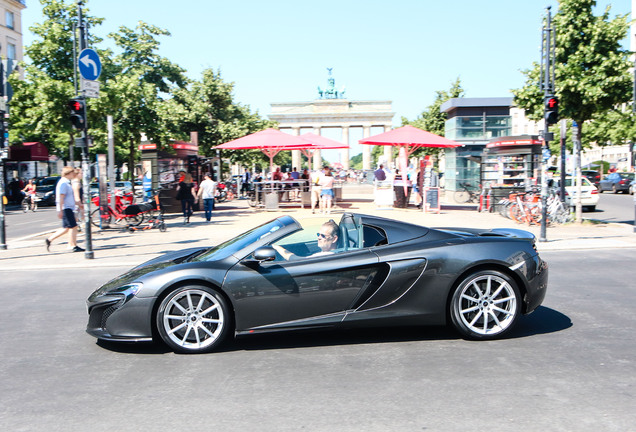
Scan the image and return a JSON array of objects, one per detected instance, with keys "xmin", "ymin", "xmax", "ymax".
[
  {"xmin": 320, "ymin": 167, "xmax": 335, "ymax": 214},
  {"xmin": 72, "ymin": 168, "xmax": 84, "ymax": 226},
  {"xmin": 176, "ymin": 173, "xmax": 196, "ymax": 224},
  {"xmin": 45, "ymin": 166, "xmax": 84, "ymax": 252},
  {"xmin": 240, "ymin": 169, "xmax": 251, "ymax": 197},
  {"xmin": 310, "ymin": 168, "xmax": 323, "ymax": 213},
  {"xmin": 196, "ymin": 173, "xmax": 217, "ymax": 222}
]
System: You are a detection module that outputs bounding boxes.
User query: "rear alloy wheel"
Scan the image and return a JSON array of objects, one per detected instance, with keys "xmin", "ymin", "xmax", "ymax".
[
  {"xmin": 157, "ymin": 285, "xmax": 231, "ymax": 354},
  {"xmin": 450, "ymin": 270, "xmax": 521, "ymax": 340}
]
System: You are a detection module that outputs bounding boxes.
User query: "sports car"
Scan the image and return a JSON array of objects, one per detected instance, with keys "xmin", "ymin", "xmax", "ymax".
[{"xmin": 86, "ymin": 213, "xmax": 548, "ymax": 353}]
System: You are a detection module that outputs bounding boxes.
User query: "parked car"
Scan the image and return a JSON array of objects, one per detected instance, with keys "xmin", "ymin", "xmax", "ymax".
[
  {"xmin": 114, "ymin": 181, "xmax": 133, "ymax": 194},
  {"xmin": 581, "ymin": 169, "xmax": 601, "ymax": 189},
  {"xmin": 34, "ymin": 177, "xmax": 60, "ymax": 206},
  {"xmin": 598, "ymin": 172, "xmax": 635, "ymax": 193},
  {"xmin": 87, "ymin": 213, "xmax": 548, "ymax": 353},
  {"xmin": 555, "ymin": 176, "xmax": 599, "ymax": 212}
]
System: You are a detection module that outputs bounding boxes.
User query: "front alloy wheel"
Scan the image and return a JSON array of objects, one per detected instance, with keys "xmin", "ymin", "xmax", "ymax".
[
  {"xmin": 157, "ymin": 285, "xmax": 231, "ymax": 353},
  {"xmin": 450, "ymin": 270, "xmax": 521, "ymax": 340}
]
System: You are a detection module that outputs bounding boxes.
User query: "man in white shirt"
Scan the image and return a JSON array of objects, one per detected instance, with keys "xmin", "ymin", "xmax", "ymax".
[
  {"xmin": 196, "ymin": 173, "xmax": 217, "ymax": 222},
  {"xmin": 45, "ymin": 166, "xmax": 84, "ymax": 252},
  {"xmin": 273, "ymin": 220, "xmax": 339, "ymax": 260}
]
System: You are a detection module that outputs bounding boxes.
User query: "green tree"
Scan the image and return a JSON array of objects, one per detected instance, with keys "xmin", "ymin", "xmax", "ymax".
[
  {"xmin": 512, "ymin": 0, "xmax": 631, "ymax": 147},
  {"xmin": 8, "ymin": 0, "xmax": 103, "ymax": 159},
  {"xmin": 164, "ymin": 68, "xmax": 277, "ymax": 169},
  {"xmin": 403, "ymin": 77, "xmax": 464, "ymax": 136},
  {"xmin": 399, "ymin": 78, "xmax": 464, "ymax": 160},
  {"xmin": 99, "ymin": 21, "xmax": 187, "ymax": 173}
]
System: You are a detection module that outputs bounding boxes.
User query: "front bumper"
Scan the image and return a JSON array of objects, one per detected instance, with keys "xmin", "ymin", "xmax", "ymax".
[{"xmin": 86, "ymin": 294, "xmax": 155, "ymax": 342}]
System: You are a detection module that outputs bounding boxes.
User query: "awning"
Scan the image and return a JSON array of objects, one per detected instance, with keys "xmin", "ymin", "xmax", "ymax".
[{"xmin": 9, "ymin": 142, "xmax": 50, "ymax": 161}]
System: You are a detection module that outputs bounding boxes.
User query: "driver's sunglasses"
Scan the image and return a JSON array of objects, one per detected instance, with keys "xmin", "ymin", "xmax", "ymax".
[{"xmin": 317, "ymin": 233, "xmax": 332, "ymax": 239}]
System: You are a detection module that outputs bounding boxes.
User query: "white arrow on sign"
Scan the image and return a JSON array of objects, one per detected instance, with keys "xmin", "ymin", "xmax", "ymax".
[{"xmin": 80, "ymin": 54, "xmax": 98, "ymax": 76}]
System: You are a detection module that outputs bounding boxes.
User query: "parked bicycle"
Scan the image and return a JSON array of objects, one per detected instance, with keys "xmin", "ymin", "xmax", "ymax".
[
  {"xmin": 454, "ymin": 182, "xmax": 481, "ymax": 204},
  {"xmin": 498, "ymin": 187, "xmax": 572, "ymax": 226},
  {"xmin": 90, "ymin": 192, "xmax": 147, "ymax": 228}
]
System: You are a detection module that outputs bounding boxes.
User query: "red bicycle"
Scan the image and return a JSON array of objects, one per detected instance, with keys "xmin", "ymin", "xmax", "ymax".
[{"xmin": 90, "ymin": 193, "xmax": 147, "ymax": 228}]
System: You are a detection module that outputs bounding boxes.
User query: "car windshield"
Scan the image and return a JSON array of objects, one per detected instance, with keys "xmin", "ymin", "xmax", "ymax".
[
  {"xmin": 563, "ymin": 178, "xmax": 593, "ymax": 187},
  {"xmin": 190, "ymin": 218, "xmax": 286, "ymax": 262}
]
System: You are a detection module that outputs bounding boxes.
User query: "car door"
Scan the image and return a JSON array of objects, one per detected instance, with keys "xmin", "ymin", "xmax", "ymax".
[{"xmin": 224, "ymin": 248, "xmax": 380, "ymax": 332}]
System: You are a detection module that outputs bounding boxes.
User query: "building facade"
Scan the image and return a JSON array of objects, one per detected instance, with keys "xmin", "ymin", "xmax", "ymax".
[
  {"xmin": 440, "ymin": 97, "xmax": 542, "ymax": 191},
  {"xmin": 0, "ymin": 0, "xmax": 25, "ymax": 66}
]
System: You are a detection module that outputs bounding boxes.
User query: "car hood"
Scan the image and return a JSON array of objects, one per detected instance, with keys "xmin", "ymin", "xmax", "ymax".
[{"xmin": 91, "ymin": 247, "xmax": 208, "ymax": 297}]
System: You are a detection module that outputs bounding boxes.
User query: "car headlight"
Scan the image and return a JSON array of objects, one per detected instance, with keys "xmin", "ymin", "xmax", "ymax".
[{"xmin": 107, "ymin": 283, "xmax": 142, "ymax": 298}]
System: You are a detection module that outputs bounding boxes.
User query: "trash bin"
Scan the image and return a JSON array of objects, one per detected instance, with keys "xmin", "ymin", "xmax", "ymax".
[
  {"xmin": 264, "ymin": 192, "xmax": 279, "ymax": 210},
  {"xmin": 393, "ymin": 185, "xmax": 412, "ymax": 208}
]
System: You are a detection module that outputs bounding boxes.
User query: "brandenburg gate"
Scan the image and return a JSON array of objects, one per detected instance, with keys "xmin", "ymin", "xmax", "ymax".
[{"xmin": 269, "ymin": 70, "xmax": 394, "ymax": 170}]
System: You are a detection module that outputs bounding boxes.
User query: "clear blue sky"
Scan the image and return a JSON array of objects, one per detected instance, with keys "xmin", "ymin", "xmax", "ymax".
[{"xmin": 21, "ymin": 0, "xmax": 630, "ymax": 160}]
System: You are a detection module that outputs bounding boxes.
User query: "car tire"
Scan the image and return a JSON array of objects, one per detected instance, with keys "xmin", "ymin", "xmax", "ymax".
[
  {"xmin": 156, "ymin": 285, "xmax": 231, "ymax": 354},
  {"xmin": 450, "ymin": 270, "xmax": 521, "ymax": 340}
]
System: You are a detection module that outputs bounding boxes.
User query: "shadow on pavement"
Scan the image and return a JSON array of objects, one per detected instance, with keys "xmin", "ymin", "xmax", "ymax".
[
  {"xmin": 508, "ymin": 306, "xmax": 572, "ymax": 338},
  {"xmin": 92, "ymin": 308, "xmax": 571, "ymax": 355}
]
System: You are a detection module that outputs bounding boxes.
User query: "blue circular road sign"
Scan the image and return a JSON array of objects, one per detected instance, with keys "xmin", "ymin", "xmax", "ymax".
[{"xmin": 78, "ymin": 48, "xmax": 102, "ymax": 81}]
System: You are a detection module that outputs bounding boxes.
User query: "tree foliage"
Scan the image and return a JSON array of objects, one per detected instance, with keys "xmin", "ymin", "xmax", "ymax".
[
  {"xmin": 9, "ymin": 0, "xmax": 276, "ymax": 172},
  {"xmin": 8, "ymin": 0, "xmax": 103, "ymax": 158},
  {"xmin": 399, "ymin": 78, "xmax": 464, "ymax": 160},
  {"xmin": 512, "ymin": 0, "xmax": 631, "ymax": 146},
  {"xmin": 164, "ymin": 68, "xmax": 277, "ymax": 167}
]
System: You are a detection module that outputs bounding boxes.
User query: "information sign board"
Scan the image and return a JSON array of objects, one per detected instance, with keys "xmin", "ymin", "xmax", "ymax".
[{"xmin": 423, "ymin": 187, "xmax": 440, "ymax": 213}]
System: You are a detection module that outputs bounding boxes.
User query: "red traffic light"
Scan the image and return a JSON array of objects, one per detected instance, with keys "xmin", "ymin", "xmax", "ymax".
[
  {"xmin": 69, "ymin": 100, "xmax": 82, "ymax": 112},
  {"xmin": 68, "ymin": 98, "xmax": 86, "ymax": 129},
  {"xmin": 544, "ymin": 95, "xmax": 559, "ymax": 125}
]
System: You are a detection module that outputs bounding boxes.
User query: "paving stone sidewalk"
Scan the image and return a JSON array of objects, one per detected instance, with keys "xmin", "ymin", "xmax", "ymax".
[{"xmin": 1, "ymin": 184, "xmax": 634, "ymax": 271}]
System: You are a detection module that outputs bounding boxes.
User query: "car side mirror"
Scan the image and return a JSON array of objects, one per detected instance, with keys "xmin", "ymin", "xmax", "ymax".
[{"xmin": 251, "ymin": 246, "xmax": 277, "ymax": 263}]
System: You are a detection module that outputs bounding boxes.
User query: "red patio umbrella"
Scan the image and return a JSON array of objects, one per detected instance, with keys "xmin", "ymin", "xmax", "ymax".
[
  {"xmin": 359, "ymin": 125, "xmax": 461, "ymax": 196},
  {"xmin": 358, "ymin": 125, "xmax": 462, "ymax": 155},
  {"xmin": 215, "ymin": 128, "xmax": 315, "ymax": 174},
  {"xmin": 298, "ymin": 133, "xmax": 349, "ymax": 162}
]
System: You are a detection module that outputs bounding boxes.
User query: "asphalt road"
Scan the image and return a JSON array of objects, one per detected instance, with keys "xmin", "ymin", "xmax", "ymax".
[
  {"xmin": 1, "ymin": 248, "xmax": 634, "ymax": 431},
  {"xmin": 593, "ymin": 192, "xmax": 635, "ymax": 225},
  {"xmin": 2, "ymin": 205, "xmax": 59, "ymax": 240}
]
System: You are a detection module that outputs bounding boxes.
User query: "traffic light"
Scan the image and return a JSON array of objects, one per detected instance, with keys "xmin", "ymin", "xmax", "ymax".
[
  {"xmin": 544, "ymin": 95, "xmax": 559, "ymax": 126},
  {"xmin": 68, "ymin": 98, "xmax": 86, "ymax": 130}
]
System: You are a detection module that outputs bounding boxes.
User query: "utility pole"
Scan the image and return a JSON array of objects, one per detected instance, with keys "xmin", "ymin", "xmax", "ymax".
[
  {"xmin": 559, "ymin": 119, "xmax": 567, "ymax": 202},
  {"xmin": 76, "ymin": 0, "xmax": 94, "ymax": 259},
  {"xmin": 0, "ymin": 61, "xmax": 7, "ymax": 250},
  {"xmin": 539, "ymin": 6, "xmax": 557, "ymax": 242},
  {"xmin": 633, "ymin": 35, "xmax": 636, "ymax": 233}
]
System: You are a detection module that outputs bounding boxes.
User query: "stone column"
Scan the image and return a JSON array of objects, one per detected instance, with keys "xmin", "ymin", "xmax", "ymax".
[
  {"xmin": 383, "ymin": 124, "xmax": 394, "ymax": 168},
  {"xmin": 291, "ymin": 127, "xmax": 302, "ymax": 171},
  {"xmin": 362, "ymin": 125, "xmax": 372, "ymax": 170},
  {"xmin": 384, "ymin": 146, "xmax": 393, "ymax": 169},
  {"xmin": 341, "ymin": 126, "xmax": 350, "ymax": 170},
  {"xmin": 313, "ymin": 127, "xmax": 322, "ymax": 170}
]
